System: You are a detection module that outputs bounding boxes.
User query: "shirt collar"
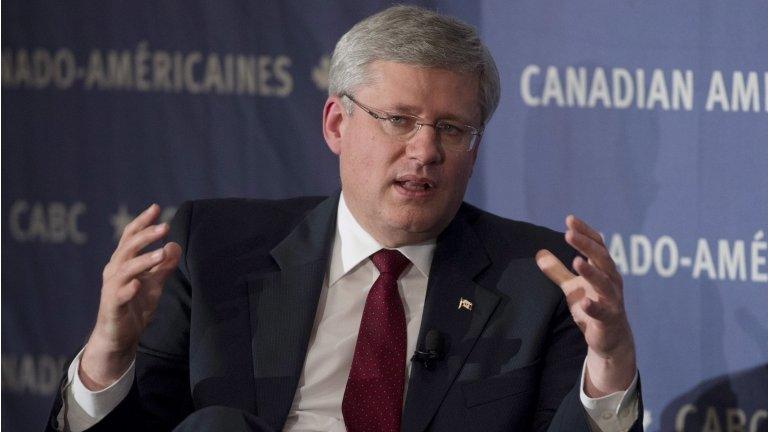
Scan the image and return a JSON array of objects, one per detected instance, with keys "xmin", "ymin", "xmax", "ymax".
[{"xmin": 328, "ymin": 192, "xmax": 436, "ymax": 286}]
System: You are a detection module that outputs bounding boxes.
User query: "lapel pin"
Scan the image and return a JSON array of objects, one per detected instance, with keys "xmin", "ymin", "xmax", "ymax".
[{"xmin": 458, "ymin": 297, "xmax": 473, "ymax": 311}]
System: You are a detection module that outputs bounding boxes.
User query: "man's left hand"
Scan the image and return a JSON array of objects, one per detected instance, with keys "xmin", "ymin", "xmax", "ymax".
[{"xmin": 536, "ymin": 215, "xmax": 636, "ymax": 397}]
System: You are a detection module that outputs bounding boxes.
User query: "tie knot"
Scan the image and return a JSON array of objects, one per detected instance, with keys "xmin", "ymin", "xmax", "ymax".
[{"xmin": 371, "ymin": 249, "xmax": 410, "ymax": 278}]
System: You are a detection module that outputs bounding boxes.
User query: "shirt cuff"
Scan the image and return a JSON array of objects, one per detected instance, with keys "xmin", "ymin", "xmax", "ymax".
[
  {"xmin": 579, "ymin": 360, "xmax": 639, "ymax": 432},
  {"xmin": 57, "ymin": 347, "xmax": 135, "ymax": 431}
]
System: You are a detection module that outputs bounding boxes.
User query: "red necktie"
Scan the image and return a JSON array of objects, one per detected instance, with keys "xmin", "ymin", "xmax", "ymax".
[{"xmin": 342, "ymin": 249, "xmax": 410, "ymax": 432}]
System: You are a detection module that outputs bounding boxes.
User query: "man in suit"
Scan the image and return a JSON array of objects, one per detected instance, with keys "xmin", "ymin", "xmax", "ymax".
[{"xmin": 49, "ymin": 5, "xmax": 641, "ymax": 431}]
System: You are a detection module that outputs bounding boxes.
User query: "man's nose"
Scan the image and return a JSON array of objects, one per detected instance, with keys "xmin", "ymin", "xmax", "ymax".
[{"xmin": 406, "ymin": 123, "xmax": 443, "ymax": 165}]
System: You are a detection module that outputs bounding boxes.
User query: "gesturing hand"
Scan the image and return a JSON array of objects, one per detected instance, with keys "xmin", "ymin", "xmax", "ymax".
[
  {"xmin": 536, "ymin": 215, "xmax": 636, "ymax": 397},
  {"xmin": 80, "ymin": 204, "xmax": 181, "ymax": 390}
]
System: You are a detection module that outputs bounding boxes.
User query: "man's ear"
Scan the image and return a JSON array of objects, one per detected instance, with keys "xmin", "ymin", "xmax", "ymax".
[{"xmin": 323, "ymin": 96, "xmax": 346, "ymax": 155}]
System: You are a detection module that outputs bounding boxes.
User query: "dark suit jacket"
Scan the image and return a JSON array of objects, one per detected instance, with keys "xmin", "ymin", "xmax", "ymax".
[{"xmin": 48, "ymin": 194, "xmax": 642, "ymax": 431}]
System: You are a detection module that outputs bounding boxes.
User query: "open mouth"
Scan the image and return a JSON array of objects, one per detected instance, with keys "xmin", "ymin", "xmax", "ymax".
[
  {"xmin": 396, "ymin": 180, "xmax": 433, "ymax": 191},
  {"xmin": 394, "ymin": 177, "xmax": 436, "ymax": 197}
]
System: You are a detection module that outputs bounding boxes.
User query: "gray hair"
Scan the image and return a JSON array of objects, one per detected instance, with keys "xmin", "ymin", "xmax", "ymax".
[{"xmin": 328, "ymin": 5, "xmax": 500, "ymax": 126}]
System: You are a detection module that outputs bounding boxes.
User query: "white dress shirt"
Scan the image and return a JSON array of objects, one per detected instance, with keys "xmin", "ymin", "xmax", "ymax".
[{"xmin": 59, "ymin": 193, "xmax": 638, "ymax": 431}]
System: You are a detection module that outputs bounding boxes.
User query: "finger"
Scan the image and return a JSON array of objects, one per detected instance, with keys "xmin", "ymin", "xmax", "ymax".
[
  {"xmin": 112, "ymin": 223, "xmax": 169, "ymax": 263},
  {"xmin": 566, "ymin": 297, "xmax": 590, "ymax": 332},
  {"xmin": 118, "ymin": 204, "xmax": 160, "ymax": 245},
  {"xmin": 146, "ymin": 242, "xmax": 182, "ymax": 281},
  {"xmin": 115, "ymin": 279, "xmax": 142, "ymax": 305},
  {"xmin": 536, "ymin": 249, "xmax": 576, "ymax": 286},
  {"xmin": 560, "ymin": 277, "xmax": 590, "ymax": 309},
  {"xmin": 566, "ymin": 215, "xmax": 605, "ymax": 247},
  {"xmin": 579, "ymin": 296, "xmax": 612, "ymax": 321},
  {"xmin": 565, "ymin": 230, "xmax": 620, "ymax": 281},
  {"xmin": 111, "ymin": 247, "xmax": 167, "ymax": 286},
  {"xmin": 573, "ymin": 256, "xmax": 615, "ymax": 298}
]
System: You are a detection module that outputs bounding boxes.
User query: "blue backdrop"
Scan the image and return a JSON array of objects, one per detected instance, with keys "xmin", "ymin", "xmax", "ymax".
[{"xmin": 3, "ymin": 1, "xmax": 767, "ymax": 431}]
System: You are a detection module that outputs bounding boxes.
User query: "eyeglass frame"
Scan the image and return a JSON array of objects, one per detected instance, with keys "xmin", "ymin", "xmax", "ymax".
[{"xmin": 341, "ymin": 93, "xmax": 483, "ymax": 152}]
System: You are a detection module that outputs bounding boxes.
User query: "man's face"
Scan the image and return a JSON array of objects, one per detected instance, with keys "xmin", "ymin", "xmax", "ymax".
[{"xmin": 323, "ymin": 61, "xmax": 482, "ymax": 247}]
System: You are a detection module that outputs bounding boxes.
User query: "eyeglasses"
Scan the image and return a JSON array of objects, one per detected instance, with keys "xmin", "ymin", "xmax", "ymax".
[{"xmin": 343, "ymin": 93, "xmax": 482, "ymax": 152}]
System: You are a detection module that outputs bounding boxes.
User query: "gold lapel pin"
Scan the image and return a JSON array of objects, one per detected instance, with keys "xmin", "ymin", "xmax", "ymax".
[{"xmin": 458, "ymin": 297, "xmax": 473, "ymax": 311}]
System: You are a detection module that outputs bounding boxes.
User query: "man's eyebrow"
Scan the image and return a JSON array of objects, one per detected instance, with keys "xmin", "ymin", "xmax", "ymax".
[
  {"xmin": 389, "ymin": 103, "xmax": 476, "ymax": 124},
  {"xmin": 388, "ymin": 103, "xmax": 420, "ymax": 115}
]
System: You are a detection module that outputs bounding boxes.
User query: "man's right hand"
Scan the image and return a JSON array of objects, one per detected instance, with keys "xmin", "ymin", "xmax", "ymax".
[{"xmin": 79, "ymin": 204, "xmax": 182, "ymax": 391}]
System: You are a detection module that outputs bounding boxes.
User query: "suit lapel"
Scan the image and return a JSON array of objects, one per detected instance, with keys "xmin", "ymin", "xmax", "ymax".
[
  {"xmin": 402, "ymin": 207, "xmax": 501, "ymax": 432},
  {"xmin": 246, "ymin": 194, "xmax": 338, "ymax": 430}
]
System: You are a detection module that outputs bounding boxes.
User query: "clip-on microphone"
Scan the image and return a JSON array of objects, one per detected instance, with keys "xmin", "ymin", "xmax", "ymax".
[{"xmin": 411, "ymin": 330, "xmax": 445, "ymax": 370}]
